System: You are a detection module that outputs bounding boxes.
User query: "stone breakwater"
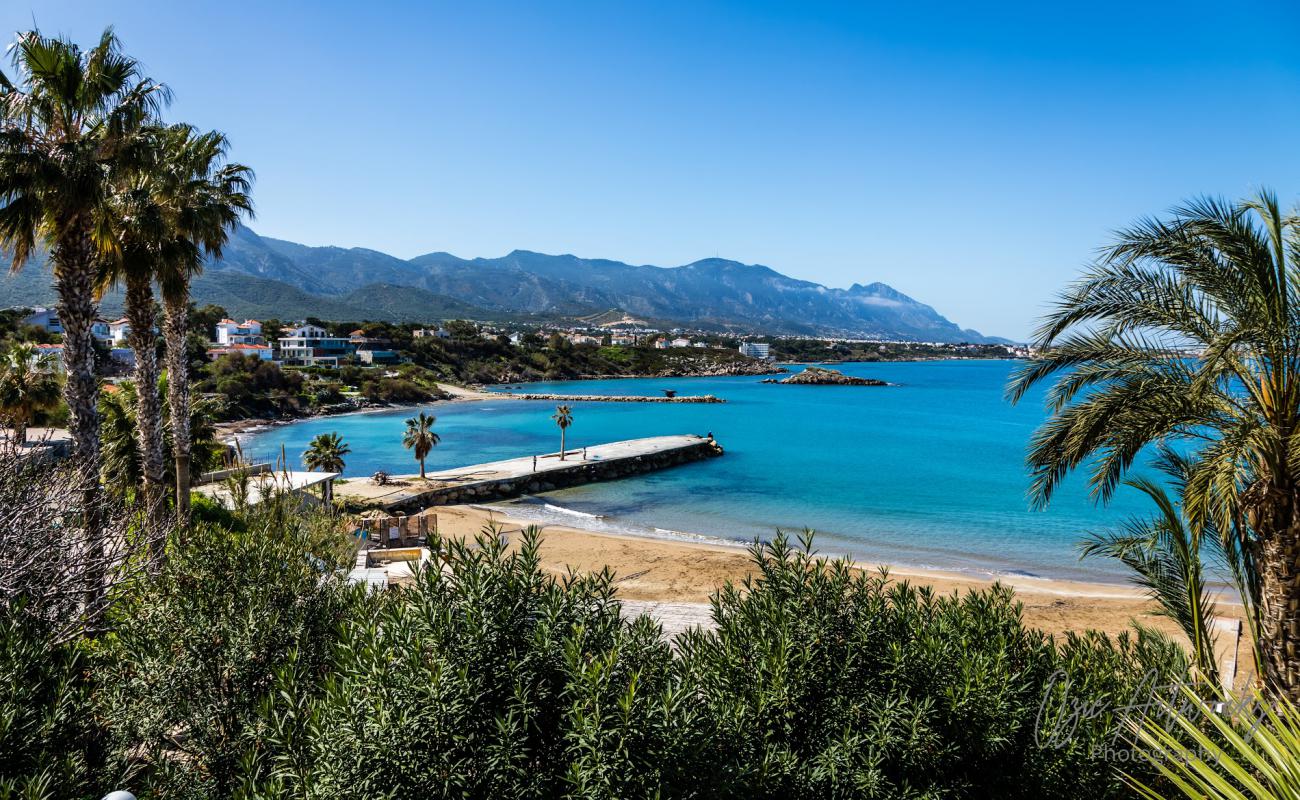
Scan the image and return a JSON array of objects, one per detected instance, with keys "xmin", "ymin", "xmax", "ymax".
[
  {"xmin": 336, "ymin": 435, "xmax": 725, "ymax": 513},
  {"xmin": 506, "ymin": 393, "xmax": 725, "ymax": 403},
  {"xmin": 761, "ymin": 366, "xmax": 889, "ymax": 386}
]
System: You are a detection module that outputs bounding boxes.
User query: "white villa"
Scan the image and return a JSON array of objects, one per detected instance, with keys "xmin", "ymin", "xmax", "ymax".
[
  {"xmin": 738, "ymin": 342, "xmax": 771, "ymax": 359},
  {"xmin": 412, "ymin": 327, "xmax": 450, "ymax": 339},
  {"xmin": 107, "ymin": 318, "xmax": 131, "ymax": 345},
  {"xmin": 21, "ymin": 307, "xmax": 62, "ymax": 334},
  {"xmin": 215, "ymin": 318, "xmax": 264, "ymax": 345},
  {"xmin": 670, "ymin": 337, "xmax": 691, "ymax": 348},
  {"xmin": 277, "ymin": 323, "xmax": 353, "ymax": 368}
]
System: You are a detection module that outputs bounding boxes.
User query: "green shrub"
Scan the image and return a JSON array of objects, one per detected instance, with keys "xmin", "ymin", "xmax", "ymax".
[
  {"xmin": 676, "ymin": 532, "xmax": 1188, "ymax": 799},
  {"xmin": 244, "ymin": 528, "xmax": 700, "ymax": 799},
  {"xmin": 0, "ymin": 611, "xmax": 101, "ymax": 800},
  {"xmin": 2, "ymin": 503, "xmax": 1192, "ymax": 799},
  {"xmin": 94, "ymin": 505, "xmax": 356, "ymax": 798}
]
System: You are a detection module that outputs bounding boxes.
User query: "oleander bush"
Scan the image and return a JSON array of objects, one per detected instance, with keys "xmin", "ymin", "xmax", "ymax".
[
  {"xmin": 0, "ymin": 611, "xmax": 102, "ymax": 800},
  {"xmin": 1, "ymin": 484, "xmax": 1191, "ymax": 799},
  {"xmin": 92, "ymin": 503, "xmax": 357, "ymax": 798},
  {"xmin": 677, "ymin": 532, "xmax": 1187, "ymax": 799},
  {"xmin": 240, "ymin": 529, "xmax": 704, "ymax": 799}
]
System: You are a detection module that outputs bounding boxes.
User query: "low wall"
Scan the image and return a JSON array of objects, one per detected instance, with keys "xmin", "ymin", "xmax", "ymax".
[{"xmin": 380, "ymin": 438, "xmax": 723, "ymax": 513}]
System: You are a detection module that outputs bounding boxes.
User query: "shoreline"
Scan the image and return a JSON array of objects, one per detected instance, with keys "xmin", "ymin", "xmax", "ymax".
[
  {"xmin": 214, "ymin": 382, "xmax": 499, "ymax": 441},
  {"xmin": 214, "ymin": 360, "xmax": 1017, "ymax": 440},
  {"xmin": 429, "ymin": 503, "xmax": 1240, "ymax": 641},
  {"xmin": 474, "ymin": 498, "xmax": 1150, "ymax": 596}
]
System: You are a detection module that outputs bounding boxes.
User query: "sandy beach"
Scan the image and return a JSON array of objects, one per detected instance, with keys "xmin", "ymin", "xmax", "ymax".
[{"xmin": 426, "ymin": 503, "xmax": 1242, "ymax": 642}]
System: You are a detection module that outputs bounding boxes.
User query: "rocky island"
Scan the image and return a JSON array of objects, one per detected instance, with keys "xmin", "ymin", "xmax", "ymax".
[{"xmin": 762, "ymin": 366, "xmax": 889, "ymax": 386}]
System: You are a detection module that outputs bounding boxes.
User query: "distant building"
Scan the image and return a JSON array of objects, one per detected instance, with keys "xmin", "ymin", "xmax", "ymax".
[
  {"xmin": 652, "ymin": 339, "xmax": 668, "ymax": 350},
  {"xmin": 207, "ymin": 343, "xmax": 274, "ymax": 362},
  {"xmin": 22, "ymin": 307, "xmax": 61, "ymax": 334},
  {"xmin": 611, "ymin": 334, "xmax": 636, "ymax": 346},
  {"xmin": 692, "ymin": 341, "xmax": 708, "ymax": 348},
  {"xmin": 277, "ymin": 323, "xmax": 353, "ymax": 368},
  {"xmin": 567, "ymin": 334, "xmax": 601, "ymax": 346},
  {"xmin": 33, "ymin": 343, "xmax": 63, "ymax": 371},
  {"xmin": 738, "ymin": 342, "xmax": 771, "ymax": 359},
  {"xmin": 109, "ymin": 347, "xmax": 136, "ymax": 367},
  {"xmin": 357, "ymin": 348, "xmax": 400, "ymax": 365},
  {"xmin": 215, "ymin": 318, "xmax": 263, "ymax": 345},
  {"xmin": 412, "ymin": 327, "xmax": 450, "ymax": 339},
  {"xmin": 90, "ymin": 320, "xmax": 111, "ymax": 342},
  {"xmin": 670, "ymin": 337, "xmax": 691, "ymax": 348},
  {"xmin": 107, "ymin": 318, "xmax": 131, "ymax": 345}
]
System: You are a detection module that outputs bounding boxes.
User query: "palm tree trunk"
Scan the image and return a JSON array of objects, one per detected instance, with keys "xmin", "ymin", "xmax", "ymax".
[
  {"xmin": 419, "ymin": 457, "xmax": 426, "ymax": 479},
  {"xmin": 125, "ymin": 273, "xmax": 166, "ymax": 531},
  {"xmin": 52, "ymin": 227, "xmax": 105, "ymax": 622},
  {"xmin": 560, "ymin": 428, "xmax": 566, "ymax": 461},
  {"xmin": 53, "ymin": 231, "xmax": 102, "ymax": 470},
  {"xmin": 162, "ymin": 290, "xmax": 192, "ymax": 517},
  {"xmin": 1256, "ymin": 514, "xmax": 1300, "ymax": 699}
]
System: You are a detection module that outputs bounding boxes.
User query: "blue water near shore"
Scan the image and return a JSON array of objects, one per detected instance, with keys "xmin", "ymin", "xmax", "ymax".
[{"xmin": 239, "ymin": 360, "xmax": 1154, "ymax": 582}]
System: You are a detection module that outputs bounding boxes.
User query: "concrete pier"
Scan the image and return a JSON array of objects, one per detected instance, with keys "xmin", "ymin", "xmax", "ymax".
[
  {"xmin": 504, "ymin": 393, "xmax": 724, "ymax": 403},
  {"xmin": 335, "ymin": 434, "xmax": 723, "ymax": 512}
]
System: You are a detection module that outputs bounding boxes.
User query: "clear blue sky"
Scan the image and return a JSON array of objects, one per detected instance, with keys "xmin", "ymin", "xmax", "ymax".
[{"xmin": 7, "ymin": 1, "xmax": 1300, "ymax": 339}]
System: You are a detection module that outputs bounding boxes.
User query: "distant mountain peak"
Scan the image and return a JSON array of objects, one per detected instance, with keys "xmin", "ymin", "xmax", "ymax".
[{"xmin": 182, "ymin": 225, "xmax": 1004, "ymax": 341}]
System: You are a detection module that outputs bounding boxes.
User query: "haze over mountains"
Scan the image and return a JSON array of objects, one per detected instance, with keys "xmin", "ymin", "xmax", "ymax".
[{"xmin": 0, "ymin": 225, "xmax": 1003, "ymax": 342}]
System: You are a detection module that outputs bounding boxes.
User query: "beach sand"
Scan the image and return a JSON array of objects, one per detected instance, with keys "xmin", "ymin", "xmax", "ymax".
[{"xmin": 427, "ymin": 503, "xmax": 1242, "ymax": 643}]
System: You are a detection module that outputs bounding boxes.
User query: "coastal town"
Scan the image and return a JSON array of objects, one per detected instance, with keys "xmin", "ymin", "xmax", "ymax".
[
  {"xmin": 13, "ymin": 303, "xmax": 1027, "ymax": 373},
  {"xmin": 4, "ymin": 8, "xmax": 1296, "ymax": 800}
]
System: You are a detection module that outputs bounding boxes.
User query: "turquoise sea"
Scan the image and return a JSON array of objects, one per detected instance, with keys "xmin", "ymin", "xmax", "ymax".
[{"xmin": 239, "ymin": 360, "xmax": 1155, "ymax": 583}]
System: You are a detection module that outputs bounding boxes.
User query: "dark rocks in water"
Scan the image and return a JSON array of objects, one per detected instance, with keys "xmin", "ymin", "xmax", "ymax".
[{"xmin": 761, "ymin": 366, "xmax": 889, "ymax": 386}]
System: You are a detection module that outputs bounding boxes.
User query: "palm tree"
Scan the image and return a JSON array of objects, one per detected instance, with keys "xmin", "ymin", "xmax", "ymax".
[
  {"xmin": 151, "ymin": 125, "xmax": 253, "ymax": 516},
  {"xmin": 1079, "ymin": 448, "xmax": 1231, "ymax": 687},
  {"xmin": 0, "ymin": 28, "xmax": 168, "ymax": 470},
  {"xmin": 1007, "ymin": 190, "xmax": 1300, "ymax": 697},
  {"xmin": 99, "ymin": 383, "xmax": 141, "ymax": 499},
  {"xmin": 96, "ymin": 132, "xmax": 172, "ymax": 510},
  {"xmin": 303, "ymin": 432, "xmax": 350, "ymax": 473},
  {"xmin": 402, "ymin": 411, "xmax": 440, "ymax": 479},
  {"xmin": 552, "ymin": 404, "xmax": 573, "ymax": 460},
  {"xmin": 99, "ymin": 379, "xmax": 224, "ymax": 499},
  {"xmin": 0, "ymin": 343, "xmax": 61, "ymax": 446}
]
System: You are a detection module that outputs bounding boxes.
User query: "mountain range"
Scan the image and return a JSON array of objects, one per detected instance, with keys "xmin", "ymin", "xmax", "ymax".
[{"xmin": 0, "ymin": 225, "xmax": 1003, "ymax": 342}]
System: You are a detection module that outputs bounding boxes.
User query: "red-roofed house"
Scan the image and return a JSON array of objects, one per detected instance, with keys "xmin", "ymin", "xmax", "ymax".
[{"xmin": 215, "ymin": 318, "xmax": 264, "ymax": 345}]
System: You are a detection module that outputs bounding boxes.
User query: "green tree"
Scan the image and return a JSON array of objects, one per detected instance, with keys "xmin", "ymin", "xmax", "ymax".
[
  {"xmin": 0, "ymin": 343, "xmax": 60, "ymax": 446},
  {"xmin": 403, "ymin": 410, "xmax": 440, "ymax": 479},
  {"xmin": 0, "ymin": 28, "xmax": 168, "ymax": 473},
  {"xmin": 1007, "ymin": 190, "xmax": 1300, "ymax": 697},
  {"xmin": 152, "ymin": 125, "xmax": 253, "ymax": 516},
  {"xmin": 302, "ymin": 432, "xmax": 350, "ymax": 473},
  {"xmin": 1079, "ymin": 448, "xmax": 1229, "ymax": 687},
  {"xmin": 96, "ymin": 129, "xmax": 173, "ymax": 513},
  {"xmin": 552, "ymin": 403, "xmax": 573, "ymax": 460},
  {"xmin": 99, "ymin": 379, "xmax": 224, "ymax": 500}
]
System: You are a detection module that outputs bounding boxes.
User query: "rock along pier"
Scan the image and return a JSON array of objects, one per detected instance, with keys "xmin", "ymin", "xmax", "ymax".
[{"xmin": 335, "ymin": 434, "xmax": 724, "ymax": 513}]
